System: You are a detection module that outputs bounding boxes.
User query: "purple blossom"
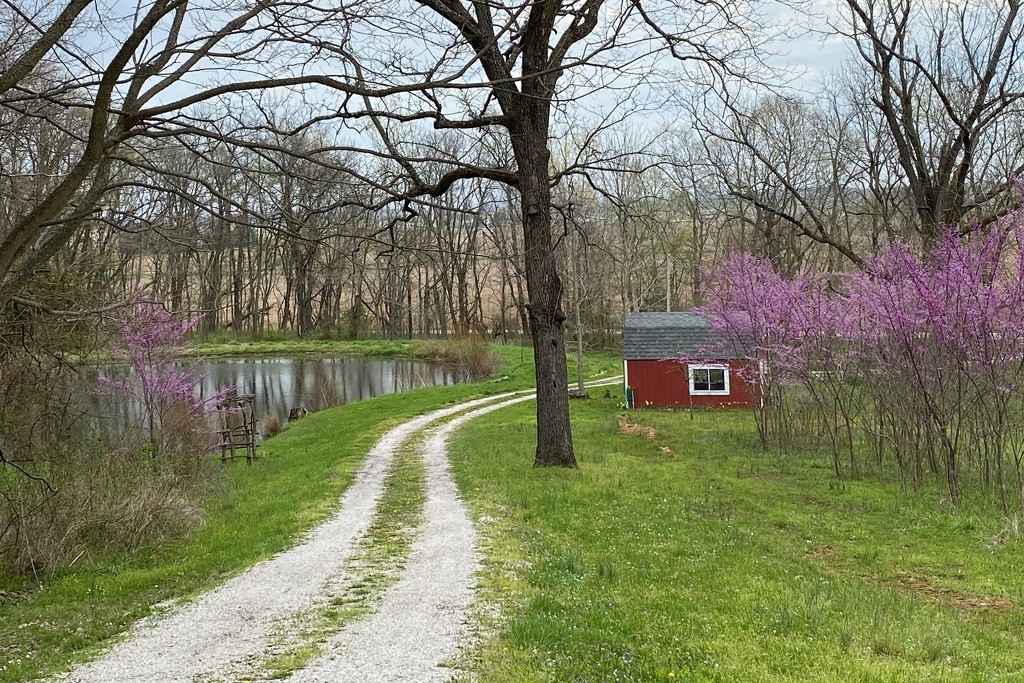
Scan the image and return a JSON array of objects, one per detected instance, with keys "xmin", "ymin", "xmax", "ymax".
[
  {"xmin": 694, "ymin": 202, "xmax": 1024, "ymax": 506},
  {"xmin": 99, "ymin": 302, "xmax": 234, "ymax": 455}
]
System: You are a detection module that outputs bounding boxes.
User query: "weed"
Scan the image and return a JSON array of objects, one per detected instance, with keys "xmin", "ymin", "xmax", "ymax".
[
  {"xmin": 414, "ymin": 336, "xmax": 499, "ymax": 379},
  {"xmin": 0, "ymin": 435, "xmax": 214, "ymax": 575}
]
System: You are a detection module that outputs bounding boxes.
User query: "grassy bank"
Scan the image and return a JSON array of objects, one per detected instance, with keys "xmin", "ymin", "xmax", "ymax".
[
  {"xmin": 188, "ymin": 335, "xmax": 530, "ymax": 360},
  {"xmin": 188, "ymin": 337, "xmax": 418, "ymax": 359},
  {"xmin": 0, "ymin": 342, "xmax": 617, "ymax": 682},
  {"xmin": 449, "ymin": 399, "xmax": 1024, "ymax": 682}
]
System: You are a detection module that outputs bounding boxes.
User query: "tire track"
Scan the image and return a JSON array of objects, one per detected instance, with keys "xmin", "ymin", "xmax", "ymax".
[
  {"xmin": 59, "ymin": 376, "xmax": 622, "ymax": 683},
  {"xmin": 288, "ymin": 377, "xmax": 622, "ymax": 682},
  {"xmin": 285, "ymin": 394, "xmax": 534, "ymax": 683}
]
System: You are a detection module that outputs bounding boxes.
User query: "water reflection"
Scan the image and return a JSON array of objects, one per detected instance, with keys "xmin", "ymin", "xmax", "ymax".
[
  {"xmin": 87, "ymin": 356, "xmax": 468, "ymax": 432},
  {"xmin": 192, "ymin": 356, "xmax": 467, "ymax": 419}
]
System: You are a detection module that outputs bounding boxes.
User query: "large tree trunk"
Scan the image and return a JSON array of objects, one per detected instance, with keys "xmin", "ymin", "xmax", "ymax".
[{"xmin": 514, "ymin": 123, "xmax": 576, "ymax": 469}]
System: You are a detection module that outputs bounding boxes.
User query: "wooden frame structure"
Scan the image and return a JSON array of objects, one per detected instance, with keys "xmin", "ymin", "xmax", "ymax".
[{"xmin": 216, "ymin": 394, "xmax": 258, "ymax": 464}]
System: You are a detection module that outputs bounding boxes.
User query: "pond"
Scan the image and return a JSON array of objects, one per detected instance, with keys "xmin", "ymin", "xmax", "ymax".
[{"xmin": 88, "ymin": 355, "xmax": 469, "ymax": 431}]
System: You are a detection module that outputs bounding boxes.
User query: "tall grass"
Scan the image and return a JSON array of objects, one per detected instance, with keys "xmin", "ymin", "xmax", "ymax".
[
  {"xmin": 414, "ymin": 336, "xmax": 499, "ymax": 379},
  {"xmin": 0, "ymin": 434, "xmax": 215, "ymax": 575}
]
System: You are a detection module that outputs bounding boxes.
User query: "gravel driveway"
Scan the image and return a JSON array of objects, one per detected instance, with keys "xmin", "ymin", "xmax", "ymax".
[
  {"xmin": 60, "ymin": 378, "xmax": 621, "ymax": 683},
  {"xmin": 287, "ymin": 394, "xmax": 534, "ymax": 683},
  {"xmin": 59, "ymin": 392, "xmax": 522, "ymax": 683}
]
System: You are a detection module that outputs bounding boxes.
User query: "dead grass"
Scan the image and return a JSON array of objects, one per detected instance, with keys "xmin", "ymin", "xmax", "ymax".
[
  {"xmin": 414, "ymin": 336, "xmax": 499, "ymax": 380},
  {"xmin": 807, "ymin": 545, "xmax": 1015, "ymax": 613},
  {"xmin": 886, "ymin": 573, "xmax": 1015, "ymax": 612},
  {"xmin": 264, "ymin": 414, "xmax": 283, "ymax": 439},
  {"xmin": 617, "ymin": 415, "xmax": 657, "ymax": 440},
  {"xmin": 617, "ymin": 415, "xmax": 679, "ymax": 457},
  {"xmin": 0, "ymin": 436, "xmax": 214, "ymax": 575}
]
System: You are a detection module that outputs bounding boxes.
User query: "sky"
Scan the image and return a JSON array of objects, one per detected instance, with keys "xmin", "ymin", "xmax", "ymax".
[
  {"xmin": 18, "ymin": 0, "xmax": 860, "ymax": 153},
  {"xmin": 764, "ymin": 0, "xmax": 853, "ymax": 93},
  {"xmin": 57, "ymin": 0, "xmax": 856, "ymax": 98}
]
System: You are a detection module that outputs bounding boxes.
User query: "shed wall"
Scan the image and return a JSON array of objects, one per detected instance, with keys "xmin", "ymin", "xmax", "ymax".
[{"xmin": 625, "ymin": 359, "xmax": 756, "ymax": 408}]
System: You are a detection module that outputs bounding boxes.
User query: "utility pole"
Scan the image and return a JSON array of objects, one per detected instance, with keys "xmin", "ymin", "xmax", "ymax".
[{"xmin": 666, "ymin": 254, "xmax": 672, "ymax": 312}]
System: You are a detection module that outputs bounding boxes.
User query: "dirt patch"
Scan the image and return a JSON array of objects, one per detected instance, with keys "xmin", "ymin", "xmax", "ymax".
[
  {"xmin": 889, "ymin": 573, "xmax": 1015, "ymax": 612},
  {"xmin": 808, "ymin": 547, "xmax": 1013, "ymax": 613},
  {"xmin": 617, "ymin": 415, "xmax": 657, "ymax": 441},
  {"xmin": 616, "ymin": 416, "xmax": 677, "ymax": 456}
]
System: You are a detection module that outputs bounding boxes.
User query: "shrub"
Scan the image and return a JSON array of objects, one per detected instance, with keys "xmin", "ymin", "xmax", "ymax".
[
  {"xmin": 0, "ymin": 434, "xmax": 215, "ymax": 574},
  {"xmin": 0, "ymin": 301, "xmax": 229, "ymax": 575},
  {"xmin": 264, "ymin": 414, "xmax": 283, "ymax": 439},
  {"xmin": 415, "ymin": 336, "xmax": 499, "ymax": 380}
]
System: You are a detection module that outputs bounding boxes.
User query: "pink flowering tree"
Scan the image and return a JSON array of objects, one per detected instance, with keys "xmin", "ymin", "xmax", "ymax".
[
  {"xmin": 99, "ymin": 302, "xmax": 233, "ymax": 457},
  {"xmin": 698, "ymin": 198, "xmax": 1024, "ymax": 510},
  {"xmin": 683, "ymin": 253, "xmax": 816, "ymax": 448},
  {"xmin": 848, "ymin": 217, "xmax": 1024, "ymax": 508}
]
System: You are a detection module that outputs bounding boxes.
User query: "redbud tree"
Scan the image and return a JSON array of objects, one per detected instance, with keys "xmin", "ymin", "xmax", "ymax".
[
  {"xmin": 99, "ymin": 303, "xmax": 232, "ymax": 457},
  {"xmin": 692, "ymin": 202, "xmax": 1024, "ymax": 510}
]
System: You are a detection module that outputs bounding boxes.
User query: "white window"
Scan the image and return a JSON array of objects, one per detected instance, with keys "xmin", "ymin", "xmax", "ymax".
[{"xmin": 689, "ymin": 364, "xmax": 730, "ymax": 395}]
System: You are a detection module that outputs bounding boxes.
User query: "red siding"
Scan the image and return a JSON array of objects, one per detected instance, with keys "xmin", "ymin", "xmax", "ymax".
[{"xmin": 626, "ymin": 359, "xmax": 757, "ymax": 408}]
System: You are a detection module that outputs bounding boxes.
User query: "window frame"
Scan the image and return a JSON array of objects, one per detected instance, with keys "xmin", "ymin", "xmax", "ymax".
[{"xmin": 688, "ymin": 364, "xmax": 731, "ymax": 396}]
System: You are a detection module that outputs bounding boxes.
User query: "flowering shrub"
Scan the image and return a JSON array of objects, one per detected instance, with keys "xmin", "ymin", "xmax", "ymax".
[
  {"xmin": 99, "ymin": 302, "xmax": 232, "ymax": 457},
  {"xmin": 696, "ymin": 203, "xmax": 1024, "ymax": 509}
]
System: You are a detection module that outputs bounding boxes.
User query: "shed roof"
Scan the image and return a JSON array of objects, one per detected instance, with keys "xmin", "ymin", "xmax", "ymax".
[{"xmin": 623, "ymin": 311, "xmax": 750, "ymax": 360}]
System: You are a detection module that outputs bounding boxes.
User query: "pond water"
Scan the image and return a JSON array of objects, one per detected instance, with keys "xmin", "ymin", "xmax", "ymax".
[{"xmin": 88, "ymin": 355, "xmax": 469, "ymax": 431}]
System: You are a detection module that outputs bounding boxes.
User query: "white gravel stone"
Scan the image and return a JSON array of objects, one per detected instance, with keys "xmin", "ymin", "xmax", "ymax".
[
  {"xmin": 57, "ymin": 377, "xmax": 623, "ymax": 683},
  {"xmin": 287, "ymin": 394, "xmax": 535, "ymax": 683}
]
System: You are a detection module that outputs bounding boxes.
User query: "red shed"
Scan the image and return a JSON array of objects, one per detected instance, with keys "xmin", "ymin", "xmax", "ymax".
[{"xmin": 623, "ymin": 311, "xmax": 758, "ymax": 409}]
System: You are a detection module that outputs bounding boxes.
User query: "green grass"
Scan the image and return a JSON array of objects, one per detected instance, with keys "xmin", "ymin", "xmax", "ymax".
[
  {"xmin": 0, "ymin": 342, "xmax": 617, "ymax": 682},
  {"xmin": 448, "ymin": 400, "xmax": 1024, "ymax": 682},
  {"xmin": 187, "ymin": 338, "xmax": 419, "ymax": 359},
  {"xmin": 15, "ymin": 337, "xmax": 1024, "ymax": 681}
]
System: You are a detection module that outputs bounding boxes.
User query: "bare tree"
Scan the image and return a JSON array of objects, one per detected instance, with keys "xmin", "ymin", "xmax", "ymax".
[
  {"xmin": 697, "ymin": 94, "xmax": 867, "ymax": 266},
  {"xmin": 842, "ymin": 0, "xmax": 1024, "ymax": 243},
  {"xmin": 683, "ymin": 0, "xmax": 1024, "ymax": 265},
  {"xmin": 252, "ymin": 0, "xmax": 769, "ymax": 466},
  {"xmin": 2, "ymin": 0, "xmax": 772, "ymax": 468},
  {"xmin": 0, "ymin": 0, "xmax": 378, "ymax": 307}
]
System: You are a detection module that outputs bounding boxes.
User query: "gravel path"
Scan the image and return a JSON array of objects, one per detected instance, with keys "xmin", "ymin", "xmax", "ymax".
[
  {"xmin": 287, "ymin": 394, "xmax": 535, "ymax": 683},
  {"xmin": 60, "ymin": 377, "xmax": 622, "ymax": 683},
  {"xmin": 60, "ymin": 392, "xmax": 520, "ymax": 683}
]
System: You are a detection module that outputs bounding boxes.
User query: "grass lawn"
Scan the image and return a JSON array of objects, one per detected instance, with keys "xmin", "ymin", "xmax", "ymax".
[
  {"xmin": 449, "ymin": 398, "xmax": 1024, "ymax": 682},
  {"xmin": 0, "ymin": 342, "xmax": 619, "ymax": 682}
]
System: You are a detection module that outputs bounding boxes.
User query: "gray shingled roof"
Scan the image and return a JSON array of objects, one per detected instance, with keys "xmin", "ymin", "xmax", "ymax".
[{"xmin": 623, "ymin": 311, "xmax": 750, "ymax": 360}]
